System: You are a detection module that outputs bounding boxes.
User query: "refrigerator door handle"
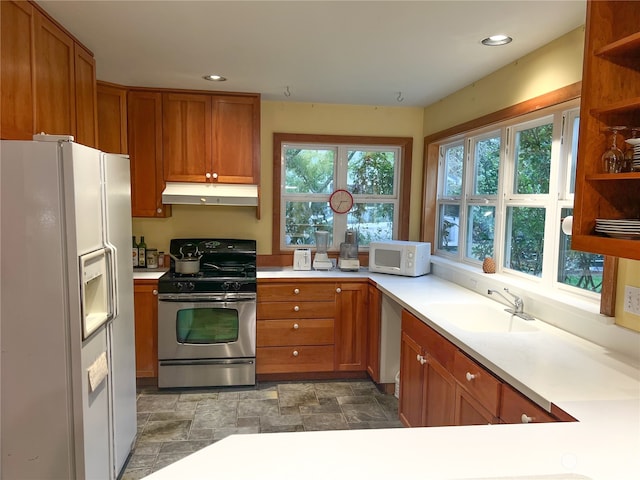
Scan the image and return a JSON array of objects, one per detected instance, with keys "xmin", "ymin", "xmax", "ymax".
[{"xmin": 105, "ymin": 244, "xmax": 118, "ymax": 321}]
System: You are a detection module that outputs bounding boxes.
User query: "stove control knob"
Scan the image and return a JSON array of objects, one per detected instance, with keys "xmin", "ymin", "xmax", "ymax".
[
  {"xmin": 177, "ymin": 282, "xmax": 195, "ymax": 292},
  {"xmin": 221, "ymin": 282, "xmax": 230, "ymax": 290},
  {"xmin": 232, "ymin": 281, "xmax": 241, "ymax": 291}
]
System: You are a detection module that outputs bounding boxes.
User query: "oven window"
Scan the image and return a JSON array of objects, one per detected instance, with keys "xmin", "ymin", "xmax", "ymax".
[{"xmin": 176, "ymin": 308, "xmax": 239, "ymax": 344}]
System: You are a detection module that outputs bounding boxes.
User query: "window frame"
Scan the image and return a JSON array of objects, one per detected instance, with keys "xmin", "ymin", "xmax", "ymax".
[
  {"xmin": 272, "ymin": 133, "xmax": 412, "ymax": 255},
  {"xmin": 421, "ymin": 83, "xmax": 615, "ymax": 313}
]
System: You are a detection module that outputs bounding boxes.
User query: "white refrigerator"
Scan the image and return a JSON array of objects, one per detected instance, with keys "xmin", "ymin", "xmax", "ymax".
[{"xmin": 0, "ymin": 136, "xmax": 137, "ymax": 479}]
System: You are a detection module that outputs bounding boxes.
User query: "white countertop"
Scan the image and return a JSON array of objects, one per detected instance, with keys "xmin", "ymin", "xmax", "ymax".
[
  {"xmin": 133, "ymin": 268, "xmax": 168, "ymax": 280},
  {"xmin": 144, "ymin": 268, "xmax": 640, "ymax": 480}
]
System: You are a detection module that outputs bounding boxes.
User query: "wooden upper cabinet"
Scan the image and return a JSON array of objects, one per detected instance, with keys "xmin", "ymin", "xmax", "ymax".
[
  {"xmin": 162, "ymin": 92, "xmax": 260, "ymax": 184},
  {"xmin": 128, "ymin": 90, "xmax": 170, "ymax": 218},
  {"xmin": 162, "ymin": 93, "xmax": 212, "ymax": 182},
  {"xmin": 573, "ymin": 0, "xmax": 640, "ymax": 260},
  {"xmin": 1, "ymin": 0, "xmax": 35, "ymax": 140},
  {"xmin": 97, "ymin": 82, "xmax": 128, "ymax": 154},
  {"xmin": 33, "ymin": 10, "xmax": 76, "ymax": 137},
  {"xmin": 73, "ymin": 44, "xmax": 98, "ymax": 147},
  {"xmin": 211, "ymin": 95, "xmax": 260, "ymax": 184}
]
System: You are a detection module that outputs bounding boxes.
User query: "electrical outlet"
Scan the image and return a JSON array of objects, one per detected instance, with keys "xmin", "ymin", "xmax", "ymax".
[{"xmin": 623, "ymin": 285, "xmax": 640, "ymax": 316}]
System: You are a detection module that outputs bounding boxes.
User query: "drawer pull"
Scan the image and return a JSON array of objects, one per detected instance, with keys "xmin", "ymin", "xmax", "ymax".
[
  {"xmin": 521, "ymin": 413, "xmax": 533, "ymax": 424},
  {"xmin": 292, "ymin": 350, "xmax": 299, "ymax": 357},
  {"xmin": 293, "ymin": 323, "xmax": 299, "ymax": 330},
  {"xmin": 293, "ymin": 288, "xmax": 300, "ymax": 294},
  {"xmin": 336, "ymin": 287, "xmax": 341, "ymax": 293},
  {"xmin": 416, "ymin": 354, "xmax": 426, "ymax": 365},
  {"xmin": 293, "ymin": 305, "xmax": 300, "ymax": 312},
  {"xmin": 465, "ymin": 372, "xmax": 477, "ymax": 382}
]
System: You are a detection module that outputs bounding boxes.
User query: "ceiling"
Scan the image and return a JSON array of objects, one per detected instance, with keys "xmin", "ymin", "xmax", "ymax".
[{"xmin": 37, "ymin": 1, "xmax": 587, "ymax": 108}]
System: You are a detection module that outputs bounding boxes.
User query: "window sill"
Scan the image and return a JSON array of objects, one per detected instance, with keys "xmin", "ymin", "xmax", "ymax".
[{"xmin": 430, "ymin": 255, "xmax": 612, "ymax": 331}]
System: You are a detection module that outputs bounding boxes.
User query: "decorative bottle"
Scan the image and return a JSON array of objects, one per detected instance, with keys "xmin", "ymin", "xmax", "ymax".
[
  {"xmin": 138, "ymin": 236, "xmax": 147, "ymax": 267},
  {"xmin": 132, "ymin": 236, "xmax": 138, "ymax": 267}
]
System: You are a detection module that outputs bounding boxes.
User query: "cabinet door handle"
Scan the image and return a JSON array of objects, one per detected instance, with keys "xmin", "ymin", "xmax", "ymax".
[
  {"xmin": 205, "ymin": 172, "xmax": 212, "ymax": 179},
  {"xmin": 521, "ymin": 413, "xmax": 533, "ymax": 424},
  {"xmin": 156, "ymin": 208, "xmax": 163, "ymax": 214},
  {"xmin": 293, "ymin": 288, "xmax": 300, "ymax": 294},
  {"xmin": 292, "ymin": 350, "xmax": 299, "ymax": 357},
  {"xmin": 152, "ymin": 289, "xmax": 158, "ymax": 296},
  {"xmin": 416, "ymin": 354, "xmax": 426, "ymax": 365},
  {"xmin": 293, "ymin": 323, "xmax": 299, "ymax": 330},
  {"xmin": 293, "ymin": 305, "xmax": 300, "ymax": 312},
  {"xmin": 465, "ymin": 372, "xmax": 477, "ymax": 382},
  {"xmin": 212, "ymin": 172, "xmax": 218, "ymax": 179},
  {"xmin": 336, "ymin": 287, "xmax": 342, "ymax": 293}
]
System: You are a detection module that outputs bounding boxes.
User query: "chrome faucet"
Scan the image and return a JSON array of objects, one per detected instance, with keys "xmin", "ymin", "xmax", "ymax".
[{"xmin": 487, "ymin": 288, "xmax": 535, "ymax": 321}]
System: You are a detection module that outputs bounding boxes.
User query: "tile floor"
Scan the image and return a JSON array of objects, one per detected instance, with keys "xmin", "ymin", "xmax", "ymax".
[{"xmin": 121, "ymin": 379, "xmax": 402, "ymax": 479}]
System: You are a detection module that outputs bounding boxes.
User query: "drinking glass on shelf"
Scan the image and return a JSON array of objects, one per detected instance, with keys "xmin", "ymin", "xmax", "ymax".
[
  {"xmin": 624, "ymin": 127, "xmax": 639, "ymax": 173},
  {"xmin": 601, "ymin": 126, "xmax": 626, "ymax": 173}
]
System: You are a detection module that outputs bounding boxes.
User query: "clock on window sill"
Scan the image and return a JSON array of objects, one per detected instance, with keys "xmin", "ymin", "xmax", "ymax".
[{"xmin": 329, "ymin": 189, "xmax": 354, "ymax": 214}]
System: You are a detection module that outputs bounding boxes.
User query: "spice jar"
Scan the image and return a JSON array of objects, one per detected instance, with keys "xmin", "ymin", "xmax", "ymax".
[
  {"xmin": 158, "ymin": 251, "xmax": 165, "ymax": 268},
  {"xmin": 146, "ymin": 248, "xmax": 158, "ymax": 269}
]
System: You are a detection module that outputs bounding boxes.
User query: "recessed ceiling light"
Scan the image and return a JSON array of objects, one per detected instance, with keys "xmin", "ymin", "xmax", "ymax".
[
  {"xmin": 203, "ymin": 74, "xmax": 227, "ymax": 82},
  {"xmin": 481, "ymin": 34, "xmax": 513, "ymax": 46}
]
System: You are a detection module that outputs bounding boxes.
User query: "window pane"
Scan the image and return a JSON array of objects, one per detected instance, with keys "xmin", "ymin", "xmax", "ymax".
[
  {"xmin": 284, "ymin": 147, "xmax": 334, "ymax": 194},
  {"xmin": 466, "ymin": 205, "xmax": 495, "ymax": 261},
  {"xmin": 284, "ymin": 201, "xmax": 333, "ymax": 246},
  {"xmin": 474, "ymin": 136, "xmax": 500, "ymax": 195},
  {"xmin": 504, "ymin": 206, "xmax": 545, "ymax": 277},
  {"xmin": 443, "ymin": 144, "xmax": 464, "ymax": 197},
  {"xmin": 558, "ymin": 208, "xmax": 603, "ymax": 293},
  {"xmin": 347, "ymin": 203, "xmax": 394, "ymax": 246},
  {"xmin": 569, "ymin": 116, "xmax": 579, "ymax": 194},
  {"xmin": 514, "ymin": 123, "xmax": 552, "ymax": 194},
  {"xmin": 438, "ymin": 204, "xmax": 460, "ymax": 253},
  {"xmin": 347, "ymin": 150, "xmax": 396, "ymax": 195}
]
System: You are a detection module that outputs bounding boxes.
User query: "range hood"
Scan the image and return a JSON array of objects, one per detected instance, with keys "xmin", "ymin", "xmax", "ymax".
[{"xmin": 161, "ymin": 182, "xmax": 259, "ymax": 206}]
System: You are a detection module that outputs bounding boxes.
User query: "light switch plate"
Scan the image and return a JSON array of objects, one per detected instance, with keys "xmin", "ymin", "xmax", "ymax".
[{"xmin": 623, "ymin": 285, "xmax": 640, "ymax": 316}]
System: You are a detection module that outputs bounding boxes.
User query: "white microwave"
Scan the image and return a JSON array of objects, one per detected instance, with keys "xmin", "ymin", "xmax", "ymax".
[{"xmin": 368, "ymin": 240, "xmax": 431, "ymax": 277}]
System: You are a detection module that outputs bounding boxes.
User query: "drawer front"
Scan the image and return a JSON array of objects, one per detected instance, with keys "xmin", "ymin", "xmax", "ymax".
[
  {"xmin": 258, "ymin": 283, "xmax": 336, "ymax": 302},
  {"xmin": 257, "ymin": 319, "xmax": 334, "ymax": 347},
  {"xmin": 256, "ymin": 345, "xmax": 334, "ymax": 374},
  {"xmin": 257, "ymin": 301, "xmax": 335, "ymax": 319},
  {"xmin": 453, "ymin": 350, "xmax": 501, "ymax": 416},
  {"xmin": 500, "ymin": 384, "xmax": 555, "ymax": 424}
]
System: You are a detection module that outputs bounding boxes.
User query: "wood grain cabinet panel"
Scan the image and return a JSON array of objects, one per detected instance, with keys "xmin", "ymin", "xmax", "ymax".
[
  {"xmin": 256, "ymin": 346, "xmax": 334, "ymax": 374},
  {"xmin": 33, "ymin": 11, "xmax": 76, "ymax": 137},
  {"xmin": 258, "ymin": 301, "xmax": 335, "ymax": 320},
  {"xmin": 127, "ymin": 90, "xmax": 171, "ymax": 218},
  {"xmin": 73, "ymin": 43, "xmax": 98, "ymax": 147},
  {"xmin": 366, "ymin": 284, "xmax": 381, "ymax": 382},
  {"xmin": 257, "ymin": 319, "xmax": 334, "ymax": 347},
  {"xmin": 335, "ymin": 282, "xmax": 368, "ymax": 371},
  {"xmin": 258, "ymin": 282, "xmax": 336, "ymax": 302},
  {"xmin": 97, "ymin": 82, "xmax": 128, "ymax": 154},
  {"xmin": 162, "ymin": 93, "xmax": 212, "ymax": 182},
  {"xmin": 454, "ymin": 384, "xmax": 498, "ymax": 425},
  {"xmin": 1, "ymin": 0, "xmax": 35, "ymax": 140},
  {"xmin": 133, "ymin": 280, "xmax": 159, "ymax": 378},
  {"xmin": 162, "ymin": 92, "xmax": 259, "ymax": 184},
  {"xmin": 500, "ymin": 384, "xmax": 555, "ymax": 424},
  {"xmin": 452, "ymin": 350, "xmax": 501, "ymax": 417}
]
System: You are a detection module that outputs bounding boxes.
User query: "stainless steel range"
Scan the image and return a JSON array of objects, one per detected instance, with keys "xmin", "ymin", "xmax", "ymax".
[{"xmin": 157, "ymin": 238, "xmax": 256, "ymax": 388}]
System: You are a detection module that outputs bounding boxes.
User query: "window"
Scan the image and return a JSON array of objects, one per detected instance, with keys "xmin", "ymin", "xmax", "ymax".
[
  {"xmin": 273, "ymin": 134, "xmax": 412, "ymax": 252},
  {"xmin": 434, "ymin": 101, "xmax": 603, "ymax": 295}
]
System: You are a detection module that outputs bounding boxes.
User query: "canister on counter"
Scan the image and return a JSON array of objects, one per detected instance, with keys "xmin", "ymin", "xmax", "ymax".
[
  {"xmin": 158, "ymin": 251, "xmax": 165, "ymax": 267},
  {"xmin": 146, "ymin": 248, "xmax": 158, "ymax": 268}
]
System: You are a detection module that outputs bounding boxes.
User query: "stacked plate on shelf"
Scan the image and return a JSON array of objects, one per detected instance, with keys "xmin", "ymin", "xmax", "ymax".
[
  {"xmin": 595, "ymin": 218, "xmax": 640, "ymax": 240},
  {"xmin": 625, "ymin": 138, "xmax": 640, "ymax": 171}
]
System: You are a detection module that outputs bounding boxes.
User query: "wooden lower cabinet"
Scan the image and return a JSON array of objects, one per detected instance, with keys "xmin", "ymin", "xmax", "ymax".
[
  {"xmin": 256, "ymin": 280, "xmax": 368, "ymax": 376},
  {"xmin": 133, "ymin": 279, "xmax": 159, "ymax": 378},
  {"xmin": 500, "ymin": 384, "xmax": 556, "ymax": 424},
  {"xmin": 399, "ymin": 308, "xmax": 565, "ymax": 428},
  {"xmin": 366, "ymin": 284, "xmax": 381, "ymax": 382}
]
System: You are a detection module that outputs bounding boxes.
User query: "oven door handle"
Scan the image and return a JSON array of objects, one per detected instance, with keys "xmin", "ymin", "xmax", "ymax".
[{"xmin": 159, "ymin": 359, "xmax": 255, "ymax": 366}]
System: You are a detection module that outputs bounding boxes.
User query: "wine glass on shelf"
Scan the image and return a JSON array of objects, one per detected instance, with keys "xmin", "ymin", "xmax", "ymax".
[{"xmin": 601, "ymin": 126, "xmax": 626, "ymax": 174}]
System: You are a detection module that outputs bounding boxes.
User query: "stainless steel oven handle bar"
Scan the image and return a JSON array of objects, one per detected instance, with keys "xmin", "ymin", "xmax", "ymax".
[
  {"xmin": 157, "ymin": 293, "xmax": 257, "ymax": 302},
  {"xmin": 159, "ymin": 358, "xmax": 255, "ymax": 366}
]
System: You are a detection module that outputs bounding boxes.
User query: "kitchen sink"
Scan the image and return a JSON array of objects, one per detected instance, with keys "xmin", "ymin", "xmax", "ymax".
[{"xmin": 424, "ymin": 303, "xmax": 539, "ymax": 333}]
